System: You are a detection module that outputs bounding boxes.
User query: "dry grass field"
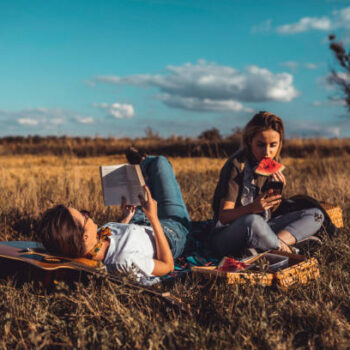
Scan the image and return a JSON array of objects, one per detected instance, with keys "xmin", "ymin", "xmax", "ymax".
[
  {"xmin": 0, "ymin": 154, "xmax": 349, "ymax": 349},
  {"xmin": 0, "ymin": 135, "xmax": 350, "ymax": 158}
]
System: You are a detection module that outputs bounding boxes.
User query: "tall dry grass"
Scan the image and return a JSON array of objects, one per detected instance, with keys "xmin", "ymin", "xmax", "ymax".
[{"xmin": 0, "ymin": 154, "xmax": 349, "ymax": 349}]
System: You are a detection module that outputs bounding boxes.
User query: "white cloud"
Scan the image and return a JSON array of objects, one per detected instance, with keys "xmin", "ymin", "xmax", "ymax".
[
  {"xmin": 95, "ymin": 61, "xmax": 299, "ymax": 113},
  {"xmin": 324, "ymin": 71, "xmax": 350, "ymax": 91},
  {"xmin": 304, "ymin": 63, "xmax": 318, "ymax": 70},
  {"xmin": 277, "ymin": 16, "xmax": 332, "ymax": 34},
  {"xmin": 331, "ymin": 7, "xmax": 350, "ymax": 44},
  {"xmin": 251, "ymin": 19, "xmax": 272, "ymax": 33},
  {"xmin": 286, "ymin": 119, "xmax": 342, "ymax": 137},
  {"xmin": 312, "ymin": 99, "xmax": 346, "ymax": 107},
  {"xmin": 85, "ymin": 80, "xmax": 96, "ymax": 87},
  {"xmin": 76, "ymin": 116, "xmax": 94, "ymax": 124},
  {"xmin": 276, "ymin": 6, "xmax": 350, "ymax": 36},
  {"xmin": 315, "ymin": 125, "xmax": 341, "ymax": 137},
  {"xmin": 50, "ymin": 118, "xmax": 65, "ymax": 125},
  {"xmin": 12, "ymin": 108, "xmax": 65, "ymax": 127},
  {"xmin": 331, "ymin": 99, "xmax": 347, "ymax": 106},
  {"xmin": 280, "ymin": 61, "xmax": 299, "ymax": 71},
  {"xmin": 333, "ymin": 6, "xmax": 350, "ymax": 30},
  {"xmin": 330, "ymin": 71, "xmax": 350, "ymax": 82},
  {"xmin": 34, "ymin": 107, "xmax": 49, "ymax": 113},
  {"xmin": 159, "ymin": 94, "xmax": 255, "ymax": 113},
  {"xmin": 317, "ymin": 75, "xmax": 335, "ymax": 90},
  {"xmin": 17, "ymin": 118, "xmax": 39, "ymax": 126},
  {"xmin": 0, "ymin": 107, "xmax": 94, "ymax": 130},
  {"xmin": 280, "ymin": 62, "xmax": 320, "ymax": 71},
  {"xmin": 93, "ymin": 102, "xmax": 135, "ymax": 119}
]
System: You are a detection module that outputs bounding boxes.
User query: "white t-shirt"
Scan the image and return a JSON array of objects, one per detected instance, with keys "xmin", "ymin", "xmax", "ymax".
[{"xmin": 102, "ymin": 222, "xmax": 156, "ymax": 280}]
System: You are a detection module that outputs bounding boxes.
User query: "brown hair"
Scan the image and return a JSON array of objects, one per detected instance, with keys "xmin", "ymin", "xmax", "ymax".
[
  {"xmin": 38, "ymin": 205, "xmax": 86, "ymax": 258},
  {"xmin": 242, "ymin": 111, "xmax": 284, "ymax": 160}
]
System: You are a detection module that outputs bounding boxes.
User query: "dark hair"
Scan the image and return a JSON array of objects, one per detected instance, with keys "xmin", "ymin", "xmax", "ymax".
[
  {"xmin": 38, "ymin": 205, "xmax": 85, "ymax": 258},
  {"xmin": 242, "ymin": 111, "xmax": 285, "ymax": 160}
]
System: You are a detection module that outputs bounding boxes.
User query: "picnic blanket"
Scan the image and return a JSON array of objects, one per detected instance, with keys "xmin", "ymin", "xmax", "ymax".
[
  {"xmin": 139, "ymin": 247, "xmax": 218, "ymax": 286},
  {"xmin": 139, "ymin": 220, "xmax": 218, "ymax": 286}
]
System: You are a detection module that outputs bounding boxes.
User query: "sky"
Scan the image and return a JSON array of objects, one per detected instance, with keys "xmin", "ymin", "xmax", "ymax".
[{"xmin": 1, "ymin": 0, "xmax": 350, "ymax": 138}]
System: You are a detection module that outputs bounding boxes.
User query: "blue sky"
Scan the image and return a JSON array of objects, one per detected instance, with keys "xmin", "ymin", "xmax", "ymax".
[{"xmin": 1, "ymin": 0, "xmax": 350, "ymax": 138}]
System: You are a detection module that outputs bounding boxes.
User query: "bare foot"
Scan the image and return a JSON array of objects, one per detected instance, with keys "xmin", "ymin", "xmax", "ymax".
[{"xmin": 278, "ymin": 239, "xmax": 293, "ymax": 253}]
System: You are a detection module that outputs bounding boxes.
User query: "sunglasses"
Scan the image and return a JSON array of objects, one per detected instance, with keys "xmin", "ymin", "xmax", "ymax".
[{"xmin": 80, "ymin": 210, "xmax": 91, "ymax": 232}]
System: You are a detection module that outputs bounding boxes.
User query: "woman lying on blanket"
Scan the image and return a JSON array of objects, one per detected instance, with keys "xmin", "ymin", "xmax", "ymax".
[
  {"xmin": 39, "ymin": 154, "xmax": 191, "ymax": 280},
  {"xmin": 211, "ymin": 111, "xmax": 325, "ymax": 257}
]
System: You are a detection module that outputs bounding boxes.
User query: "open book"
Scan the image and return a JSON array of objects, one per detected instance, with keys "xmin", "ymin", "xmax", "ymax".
[{"xmin": 100, "ymin": 164, "xmax": 147, "ymax": 206}]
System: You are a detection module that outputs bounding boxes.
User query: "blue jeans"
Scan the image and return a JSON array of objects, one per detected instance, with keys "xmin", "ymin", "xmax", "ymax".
[
  {"xmin": 210, "ymin": 208, "xmax": 324, "ymax": 257},
  {"xmin": 130, "ymin": 156, "xmax": 191, "ymax": 258}
]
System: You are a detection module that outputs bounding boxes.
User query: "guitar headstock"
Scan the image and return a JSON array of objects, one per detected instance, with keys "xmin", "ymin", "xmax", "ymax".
[{"xmin": 161, "ymin": 292, "xmax": 192, "ymax": 315}]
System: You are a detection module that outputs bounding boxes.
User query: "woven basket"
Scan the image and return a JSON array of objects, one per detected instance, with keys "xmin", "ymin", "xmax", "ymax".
[
  {"xmin": 191, "ymin": 265, "xmax": 274, "ymax": 286},
  {"xmin": 191, "ymin": 251, "xmax": 320, "ymax": 289},
  {"xmin": 268, "ymin": 250, "xmax": 320, "ymax": 289},
  {"xmin": 320, "ymin": 202, "xmax": 344, "ymax": 228}
]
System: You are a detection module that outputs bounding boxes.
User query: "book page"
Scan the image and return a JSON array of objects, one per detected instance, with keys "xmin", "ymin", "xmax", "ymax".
[
  {"xmin": 125, "ymin": 165, "xmax": 146, "ymax": 204},
  {"xmin": 100, "ymin": 164, "xmax": 146, "ymax": 206},
  {"xmin": 100, "ymin": 165, "xmax": 129, "ymax": 205}
]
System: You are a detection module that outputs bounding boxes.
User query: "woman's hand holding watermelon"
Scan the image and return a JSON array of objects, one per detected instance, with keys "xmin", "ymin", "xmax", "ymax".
[{"xmin": 251, "ymin": 193, "xmax": 282, "ymax": 213}]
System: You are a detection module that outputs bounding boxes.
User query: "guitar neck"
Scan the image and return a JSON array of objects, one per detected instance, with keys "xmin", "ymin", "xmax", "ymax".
[
  {"xmin": 20, "ymin": 249, "xmax": 190, "ymax": 313},
  {"xmin": 69, "ymin": 259, "xmax": 189, "ymax": 312}
]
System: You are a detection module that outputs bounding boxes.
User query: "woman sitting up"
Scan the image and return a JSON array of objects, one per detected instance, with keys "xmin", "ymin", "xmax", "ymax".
[
  {"xmin": 39, "ymin": 155, "xmax": 191, "ymax": 281},
  {"xmin": 211, "ymin": 111, "xmax": 325, "ymax": 257}
]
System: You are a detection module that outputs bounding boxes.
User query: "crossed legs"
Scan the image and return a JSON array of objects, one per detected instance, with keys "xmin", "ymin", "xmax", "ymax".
[{"xmin": 211, "ymin": 208, "xmax": 324, "ymax": 257}]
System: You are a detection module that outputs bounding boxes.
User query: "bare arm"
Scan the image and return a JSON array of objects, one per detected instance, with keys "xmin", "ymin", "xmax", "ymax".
[
  {"xmin": 139, "ymin": 186, "xmax": 174, "ymax": 276},
  {"xmin": 149, "ymin": 216, "xmax": 175, "ymax": 276},
  {"xmin": 219, "ymin": 193, "xmax": 282, "ymax": 225}
]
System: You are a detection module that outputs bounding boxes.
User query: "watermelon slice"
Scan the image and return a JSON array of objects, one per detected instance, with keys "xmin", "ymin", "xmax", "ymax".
[
  {"xmin": 255, "ymin": 157, "xmax": 285, "ymax": 176},
  {"xmin": 217, "ymin": 257, "xmax": 248, "ymax": 272}
]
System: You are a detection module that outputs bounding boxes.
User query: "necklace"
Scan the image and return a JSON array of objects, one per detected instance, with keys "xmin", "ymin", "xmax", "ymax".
[{"xmin": 86, "ymin": 226, "xmax": 112, "ymax": 259}]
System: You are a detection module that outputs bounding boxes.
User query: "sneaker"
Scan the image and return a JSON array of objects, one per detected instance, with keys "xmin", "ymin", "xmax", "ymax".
[{"xmin": 296, "ymin": 235, "xmax": 322, "ymax": 245}]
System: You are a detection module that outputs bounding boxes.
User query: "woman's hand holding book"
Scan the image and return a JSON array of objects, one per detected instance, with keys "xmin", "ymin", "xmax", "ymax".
[
  {"xmin": 120, "ymin": 196, "xmax": 136, "ymax": 224},
  {"xmin": 139, "ymin": 185, "xmax": 158, "ymax": 221}
]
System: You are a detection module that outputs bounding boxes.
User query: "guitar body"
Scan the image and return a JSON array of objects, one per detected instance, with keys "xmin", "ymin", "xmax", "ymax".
[{"xmin": 0, "ymin": 241, "xmax": 101, "ymax": 287}]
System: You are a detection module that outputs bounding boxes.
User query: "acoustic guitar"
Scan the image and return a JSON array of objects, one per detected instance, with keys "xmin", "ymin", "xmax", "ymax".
[{"xmin": 0, "ymin": 241, "xmax": 190, "ymax": 313}]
